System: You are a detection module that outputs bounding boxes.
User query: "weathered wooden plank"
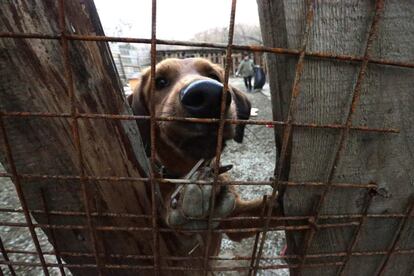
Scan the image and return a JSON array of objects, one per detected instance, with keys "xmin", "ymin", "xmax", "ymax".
[
  {"xmin": 0, "ymin": 1, "xmax": 190, "ymax": 275},
  {"xmin": 257, "ymin": 0, "xmax": 414, "ymax": 275}
]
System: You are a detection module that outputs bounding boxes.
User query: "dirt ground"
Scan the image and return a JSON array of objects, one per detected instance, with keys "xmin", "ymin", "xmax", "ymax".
[
  {"xmin": 0, "ymin": 78, "xmax": 287, "ymax": 275},
  {"xmin": 219, "ymin": 79, "xmax": 288, "ymax": 276}
]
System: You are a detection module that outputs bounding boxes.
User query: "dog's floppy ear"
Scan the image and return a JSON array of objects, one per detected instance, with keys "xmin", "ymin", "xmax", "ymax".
[{"xmin": 231, "ymin": 87, "xmax": 251, "ymax": 143}]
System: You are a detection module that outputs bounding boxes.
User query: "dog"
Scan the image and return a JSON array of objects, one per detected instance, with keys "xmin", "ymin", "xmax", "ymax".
[{"xmin": 128, "ymin": 58, "xmax": 280, "ymax": 265}]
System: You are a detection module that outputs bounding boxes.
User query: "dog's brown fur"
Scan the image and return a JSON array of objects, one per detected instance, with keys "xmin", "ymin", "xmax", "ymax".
[{"xmin": 128, "ymin": 58, "xmax": 280, "ymax": 259}]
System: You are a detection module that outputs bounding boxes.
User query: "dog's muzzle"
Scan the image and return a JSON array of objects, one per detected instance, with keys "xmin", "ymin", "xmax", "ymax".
[{"xmin": 180, "ymin": 79, "xmax": 232, "ymax": 118}]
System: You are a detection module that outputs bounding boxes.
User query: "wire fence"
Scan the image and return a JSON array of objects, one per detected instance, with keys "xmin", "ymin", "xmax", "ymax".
[{"xmin": 0, "ymin": 0, "xmax": 413, "ymax": 275}]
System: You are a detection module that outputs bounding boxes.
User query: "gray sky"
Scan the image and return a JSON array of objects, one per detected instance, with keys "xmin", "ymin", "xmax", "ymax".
[{"xmin": 94, "ymin": 0, "xmax": 260, "ymax": 40}]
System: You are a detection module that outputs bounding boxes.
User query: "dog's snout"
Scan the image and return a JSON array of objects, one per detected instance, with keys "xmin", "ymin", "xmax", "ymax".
[{"xmin": 180, "ymin": 79, "xmax": 232, "ymax": 118}]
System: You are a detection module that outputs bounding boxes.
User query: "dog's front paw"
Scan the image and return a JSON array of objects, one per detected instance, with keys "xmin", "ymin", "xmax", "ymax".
[{"xmin": 166, "ymin": 184, "xmax": 236, "ymax": 230}]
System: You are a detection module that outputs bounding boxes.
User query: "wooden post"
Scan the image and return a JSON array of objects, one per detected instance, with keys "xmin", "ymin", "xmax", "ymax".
[
  {"xmin": 257, "ymin": 0, "xmax": 414, "ymax": 275},
  {"xmin": 0, "ymin": 1, "xmax": 201, "ymax": 275}
]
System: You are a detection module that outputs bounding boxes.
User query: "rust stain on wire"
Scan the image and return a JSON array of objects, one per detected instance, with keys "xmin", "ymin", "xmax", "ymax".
[
  {"xmin": 0, "ymin": 171, "xmax": 383, "ymax": 189},
  {"xmin": 0, "ymin": 111, "xmax": 400, "ymax": 134},
  {"xmin": 252, "ymin": 1, "xmax": 316, "ymax": 274},
  {"xmin": 1, "ymin": 32, "xmax": 414, "ymax": 69},
  {"xmin": 0, "ymin": 236, "xmax": 16, "ymax": 276},
  {"xmin": 202, "ymin": 1, "xmax": 238, "ymax": 274},
  {"xmin": 0, "ymin": 259, "xmax": 375, "ymax": 272},
  {"xmin": 0, "ymin": 206, "xmax": 411, "ymax": 224},
  {"xmin": 0, "ymin": 220, "xmax": 361, "ymax": 233},
  {"xmin": 2, "ymin": 255, "xmax": 413, "ymax": 272},
  {"xmin": 149, "ymin": 0, "xmax": 161, "ymax": 274},
  {"xmin": 336, "ymin": 189, "xmax": 376, "ymax": 275},
  {"xmin": 57, "ymin": 0, "xmax": 103, "ymax": 274},
  {"xmin": 297, "ymin": 1, "xmax": 385, "ymax": 274},
  {"xmin": 248, "ymin": 195, "xmax": 268, "ymax": 276},
  {"xmin": 1, "ymin": 247, "xmax": 414, "ymax": 263},
  {"xmin": 375, "ymin": 198, "xmax": 414, "ymax": 276},
  {"xmin": 39, "ymin": 189, "xmax": 66, "ymax": 276},
  {"xmin": 0, "ymin": 117, "xmax": 49, "ymax": 275},
  {"xmin": 2, "ymin": 246, "xmax": 414, "ymax": 263}
]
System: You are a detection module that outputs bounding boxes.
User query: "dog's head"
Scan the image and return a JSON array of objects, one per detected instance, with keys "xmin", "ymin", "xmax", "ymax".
[{"xmin": 128, "ymin": 58, "xmax": 251, "ymax": 176}]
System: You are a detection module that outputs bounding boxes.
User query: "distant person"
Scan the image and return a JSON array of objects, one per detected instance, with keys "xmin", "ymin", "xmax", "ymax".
[{"xmin": 236, "ymin": 55, "xmax": 255, "ymax": 91}]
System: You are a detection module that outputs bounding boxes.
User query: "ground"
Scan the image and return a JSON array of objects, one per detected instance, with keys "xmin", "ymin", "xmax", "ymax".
[
  {"xmin": 219, "ymin": 79, "xmax": 288, "ymax": 276},
  {"xmin": 0, "ymin": 79, "xmax": 287, "ymax": 275}
]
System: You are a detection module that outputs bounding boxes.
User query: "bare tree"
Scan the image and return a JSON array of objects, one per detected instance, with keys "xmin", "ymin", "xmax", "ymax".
[{"xmin": 191, "ymin": 24, "xmax": 262, "ymax": 45}]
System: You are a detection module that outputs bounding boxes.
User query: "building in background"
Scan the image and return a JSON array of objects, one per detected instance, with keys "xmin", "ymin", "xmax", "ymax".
[
  {"xmin": 110, "ymin": 43, "xmax": 150, "ymax": 85},
  {"xmin": 156, "ymin": 48, "xmax": 266, "ymax": 76},
  {"xmin": 109, "ymin": 43, "xmax": 266, "ymax": 88}
]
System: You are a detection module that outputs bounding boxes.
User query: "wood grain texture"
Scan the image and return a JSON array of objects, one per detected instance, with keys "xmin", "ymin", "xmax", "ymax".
[
  {"xmin": 257, "ymin": 0, "xmax": 414, "ymax": 275},
  {"xmin": 0, "ymin": 1, "xmax": 206, "ymax": 275}
]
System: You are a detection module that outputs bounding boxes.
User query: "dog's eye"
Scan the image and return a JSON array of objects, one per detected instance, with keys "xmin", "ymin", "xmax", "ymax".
[
  {"xmin": 155, "ymin": 77, "xmax": 170, "ymax": 89},
  {"xmin": 207, "ymin": 73, "xmax": 221, "ymax": 83}
]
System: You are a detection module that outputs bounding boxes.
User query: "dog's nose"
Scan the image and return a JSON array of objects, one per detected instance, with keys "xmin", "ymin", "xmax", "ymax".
[{"xmin": 180, "ymin": 79, "xmax": 232, "ymax": 118}]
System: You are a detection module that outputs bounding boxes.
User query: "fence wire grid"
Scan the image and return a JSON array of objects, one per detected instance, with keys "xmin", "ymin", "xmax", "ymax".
[{"xmin": 0, "ymin": 0, "xmax": 413, "ymax": 275}]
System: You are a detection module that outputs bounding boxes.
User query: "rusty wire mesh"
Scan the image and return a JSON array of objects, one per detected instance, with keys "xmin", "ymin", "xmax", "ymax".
[{"xmin": 0, "ymin": 0, "xmax": 413, "ymax": 275}]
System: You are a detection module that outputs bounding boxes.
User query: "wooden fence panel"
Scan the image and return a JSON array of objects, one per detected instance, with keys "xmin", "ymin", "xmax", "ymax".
[{"xmin": 257, "ymin": 0, "xmax": 414, "ymax": 275}]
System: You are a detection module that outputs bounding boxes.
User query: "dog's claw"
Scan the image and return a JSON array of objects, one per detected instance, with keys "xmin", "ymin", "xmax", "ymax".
[{"xmin": 219, "ymin": 164, "xmax": 233, "ymax": 175}]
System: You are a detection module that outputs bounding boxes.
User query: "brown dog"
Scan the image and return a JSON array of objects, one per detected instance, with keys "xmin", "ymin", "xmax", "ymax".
[{"xmin": 128, "ymin": 58, "xmax": 279, "ymax": 263}]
